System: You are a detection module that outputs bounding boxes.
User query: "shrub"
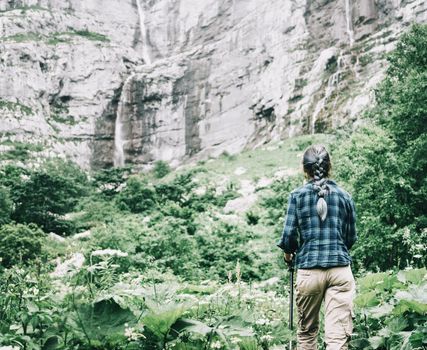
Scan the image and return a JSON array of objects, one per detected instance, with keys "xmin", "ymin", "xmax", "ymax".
[
  {"xmin": 89, "ymin": 215, "xmax": 200, "ymax": 278},
  {"xmin": 153, "ymin": 160, "xmax": 171, "ymax": 179},
  {"xmin": 0, "ymin": 223, "xmax": 45, "ymax": 267},
  {"xmin": 0, "ymin": 186, "xmax": 12, "ymax": 225},
  {"xmin": 260, "ymin": 176, "xmax": 302, "ymax": 228},
  {"xmin": 193, "ymin": 215, "xmax": 266, "ymax": 281},
  {"xmin": 116, "ymin": 176, "xmax": 156, "ymax": 213},
  {"xmin": 92, "ymin": 166, "xmax": 132, "ymax": 197},
  {"xmin": 4, "ymin": 160, "xmax": 89, "ymax": 234}
]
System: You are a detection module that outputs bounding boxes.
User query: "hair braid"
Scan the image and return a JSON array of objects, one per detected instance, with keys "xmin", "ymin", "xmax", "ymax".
[{"xmin": 302, "ymin": 145, "xmax": 331, "ymax": 221}]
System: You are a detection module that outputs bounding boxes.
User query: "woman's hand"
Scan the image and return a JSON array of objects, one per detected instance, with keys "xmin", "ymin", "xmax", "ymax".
[{"xmin": 284, "ymin": 253, "xmax": 293, "ymax": 263}]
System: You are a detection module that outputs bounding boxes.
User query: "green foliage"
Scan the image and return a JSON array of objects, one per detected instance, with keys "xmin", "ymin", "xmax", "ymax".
[
  {"xmin": 2, "ymin": 30, "xmax": 109, "ymax": 45},
  {"xmin": 143, "ymin": 301, "xmax": 190, "ymax": 339},
  {"xmin": 76, "ymin": 299, "xmax": 136, "ymax": 343},
  {"xmin": 0, "ymin": 99, "xmax": 33, "ymax": 114},
  {"xmin": 0, "ymin": 186, "xmax": 12, "ymax": 225},
  {"xmin": 2, "ymin": 32, "xmax": 42, "ymax": 43},
  {"xmin": 0, "ymin": 223, "xmax": 45, "ymax": 267},
  {"xmin": 245, "ymin": 210, "xmax": 260, "ymax": 225},
  {"xmin": 92, "ymin": 166, "xmax": 131, "ymax": 197},
  {"xmin": 0, "ymin": 25, "xmax": 426, "ymax": 349},
  {"xmin": 333, "ymin": 24, "xmax": 427, "ymax": 271},
  {"xmin": 351, "ymin": 270, "xmax": 427, "ymax": 350},
  {"xmin": 116, "ymin": 176, "xmax": 157, "ymax": 213},
  {"xmin": 193, "ymin": 217, "xmax": 261, "ymax": 280},
  {"xmin": 47, "ymin": 30, "xmax": 111, "ymax": 45},
  {"xmin": 153, "ymin": 160, "xmax": 172, "ymax": 178},
  {"xmin": 0, "ymin": 5, "xmax": 49, "ymax": 12},
  {"xmin": 0, "ymin": 140, "xmax": 43, "ymax": 161},
  {"xmin": 0, "ymin": 160, "xmax": 89, "ymax": 234},
  {"xmin": 90, "ymin": 215, "xmax": 200, "ymax": 277},
  {"xmin": 260, "ymin": 176, "xmax": 302, "ymax": 229},
  {"xmin": 71, "ymin": 29, "xmax": 110, "ymax": 42}
]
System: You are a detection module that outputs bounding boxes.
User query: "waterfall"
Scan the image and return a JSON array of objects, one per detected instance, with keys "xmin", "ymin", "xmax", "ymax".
[
  {"xmin": 345, "ymin": 0, "xmax": 354, "ymax": 47},
  {"xmin": 311, "ymin": 51, "xmax": 346, "ymax": 134},
  {"xmin": 113, "ymin": 75, "xmax": 134, "ymax": 167},
  {"xmin": 136, "ymin": 0, "xmax": 151, "ymax": 65},
  {"xmin": 113, "ymin": 0, "xmax": 151, "ymax": 167}
]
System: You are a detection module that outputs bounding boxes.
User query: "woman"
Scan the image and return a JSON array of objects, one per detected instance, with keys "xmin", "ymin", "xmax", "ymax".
[{"xmin": 277, "ymin": 144, "xmax": 357, "ymax": 350}]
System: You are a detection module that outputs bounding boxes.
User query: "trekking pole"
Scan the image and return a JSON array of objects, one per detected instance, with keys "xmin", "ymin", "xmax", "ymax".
[{"xmin": 285, "ymin": 256, "xmax": 295, "ymax": 350}]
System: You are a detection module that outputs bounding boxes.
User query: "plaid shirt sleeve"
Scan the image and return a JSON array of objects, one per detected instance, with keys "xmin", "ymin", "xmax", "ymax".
[
  {"xmin": 345, "ymin": 197, "xmax": 357, "ymax": 249},
  {"xmin": 277, "ymin": 193, "xmax": 299, "ymax": 254}
]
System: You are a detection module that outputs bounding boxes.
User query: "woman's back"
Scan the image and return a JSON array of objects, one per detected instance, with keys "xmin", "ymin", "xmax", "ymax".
[
  {"xmin": 288, "ymin": 179, "xmax": 356, "ymax": 269},
  {"xmin": 277, "ymin": 144, "xmax": 357, "ymax": 350}
]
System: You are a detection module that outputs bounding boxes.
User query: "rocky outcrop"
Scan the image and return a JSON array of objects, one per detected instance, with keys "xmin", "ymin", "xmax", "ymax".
[
  {"xmin": 0, "ymin": 0, "xmax": 426, "ymax": 168},
  {"xmin": 0, "ymin": 0, "xmax": 144, "ymax": 168}
]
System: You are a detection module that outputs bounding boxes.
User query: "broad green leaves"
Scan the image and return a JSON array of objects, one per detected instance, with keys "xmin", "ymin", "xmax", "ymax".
[
  {"xmin": 397, "ymin": 268, "xmax": 427, "ymax": 285},
  {"xmin": 143, "ymin": 301, "xmax": 190, "ymax": 339},
  {"xmin": 352, "ymin": 270, "xmax": 427, "ymax": 348}
]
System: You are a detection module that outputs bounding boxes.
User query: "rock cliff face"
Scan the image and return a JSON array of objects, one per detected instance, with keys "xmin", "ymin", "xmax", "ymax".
[{"xmin": 0, "ymin": 0, "xmax": 426, "ymax": 168}]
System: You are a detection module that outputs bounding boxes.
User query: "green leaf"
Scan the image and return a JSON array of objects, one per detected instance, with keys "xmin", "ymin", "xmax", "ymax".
[
  {"xmin": 369, "ymin": 303, "xmax": 394, "ymax": 318},
  {"xmin": 397, "ymin": 268, "xmax": 427, "ymax": 285},
  {"xmin": 239, "ymin": 337, "xmax": 259, "ymax": 350},
  {"xmin": 42, "ymin": 335, "xmax": 61, "ymax": 350},
  {"xmin": 369, "ymin": 335, "xmax": 384, "ymax": 349},
  {"xmin": 358, "ymin": 272, "xmax": 390, "ymax": 292},
  {"xmin": 77, "ymin": 299, "xmax": 136, "ymax": 341},
  {"xmin": 387, "ymin": 317, "xmax": 408, "ymax": 332},
  {"xmin": 171, "ymin": 318, "xmax": 212, "ymax": 336},
  {"xmin": 218, "ymin": 316, "xmax": 254, "ymax": 338},
  {"xmin": 142, "ymin": 302, "xmax": 190, "ymax": 339},
  {"xmin": 349, "ymin": 338, "xmax": 370, "ymax": 349},
  {"xmin": 355, "ymin": 291, "xmax": 380, "ymax": 308},
  {"xmin": 409, "ymin": 326, "xmax": 427, "ymax": 347},
  {"xmin": 395, "ymin": 283, "xmax": 427, "ymax": 304},
  {"xmin": 393, "ymin": 300, "xmax": 427, "ymax": 315}
]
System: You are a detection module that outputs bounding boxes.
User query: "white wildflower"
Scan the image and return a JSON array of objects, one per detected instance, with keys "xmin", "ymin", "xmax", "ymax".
[
  {"xmin": 230, "ymin": 337, "xmax": 240, "ymax": 344},
  {"xmin": 19, "ymin": 174, "xmax": 30, "ymax": 181},
  {"xmin": 91, "ymin": 249, "xmax": 128, "ymax": 257},
  {"xmin": 194, "ymin": 186, "xmax": 207, "ymax": 195},
  {"xmin": 116, "ymin": 183, "xmax": 127, "ymax": 192},
  {"xmin": 211, "ymin": 340, "xmax": 222, "ymax": 349},
  {"xmin": 50, "ymin": 253, "xmax": 85, "ymax": 278},
  {"xmin": 256, "ymin": 318, "xmax": 268, "ymax": 325},
  {"xmin": 261, "ymin": 334, "xmax": 273, "ymax": 342},
  {"xmin": 124, "ymin": 325, "xmax": 145, "ymax": 341},
  {"xmin": 402, "ymin": 227, "xmax": 411, "ymax": 240}
]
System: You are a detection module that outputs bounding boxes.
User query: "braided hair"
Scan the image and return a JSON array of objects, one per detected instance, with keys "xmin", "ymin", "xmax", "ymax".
[{"xmin": 302, "ymin": 145, "xmax": 331, "ymax": 221}]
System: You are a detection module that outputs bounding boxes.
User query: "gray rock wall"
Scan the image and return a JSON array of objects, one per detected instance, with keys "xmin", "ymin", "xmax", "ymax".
[{"xmin": 0, "ymin": 0, "xmax": 426, "ymax": 168}]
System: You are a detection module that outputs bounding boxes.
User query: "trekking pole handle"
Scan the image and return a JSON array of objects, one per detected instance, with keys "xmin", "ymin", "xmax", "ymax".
[{"xmin": 283, "ymin": 253, "xmax": 295, "ymax": 271}]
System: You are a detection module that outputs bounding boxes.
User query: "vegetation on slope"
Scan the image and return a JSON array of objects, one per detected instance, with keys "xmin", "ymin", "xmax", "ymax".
[{"xmin": 0, "ymin": 24, "xmax": 426, "ymax": 350}]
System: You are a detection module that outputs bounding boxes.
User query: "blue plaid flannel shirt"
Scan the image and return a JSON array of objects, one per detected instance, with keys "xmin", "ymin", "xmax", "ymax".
[{"xmin": 277, "ymin": 179, "xmax": 357, "ymax": 269}]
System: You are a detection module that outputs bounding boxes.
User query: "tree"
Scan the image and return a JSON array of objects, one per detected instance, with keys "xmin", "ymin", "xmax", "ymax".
[
  {"xmin": 0, "ymin": 223, "xmax": 45, "ymax": 267},
  {"xmin": 333, "ymin": 24, "xmax": 427, "ymax": 271},
  {"xmin": 7, "ymin": 160, "xmax": 88, "ymax": 234}
]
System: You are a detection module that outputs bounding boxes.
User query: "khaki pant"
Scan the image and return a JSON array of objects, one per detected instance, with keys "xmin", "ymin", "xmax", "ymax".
[{"xmin": 295, "ymin": 265, "xmax": 355, "ymax": 350}]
